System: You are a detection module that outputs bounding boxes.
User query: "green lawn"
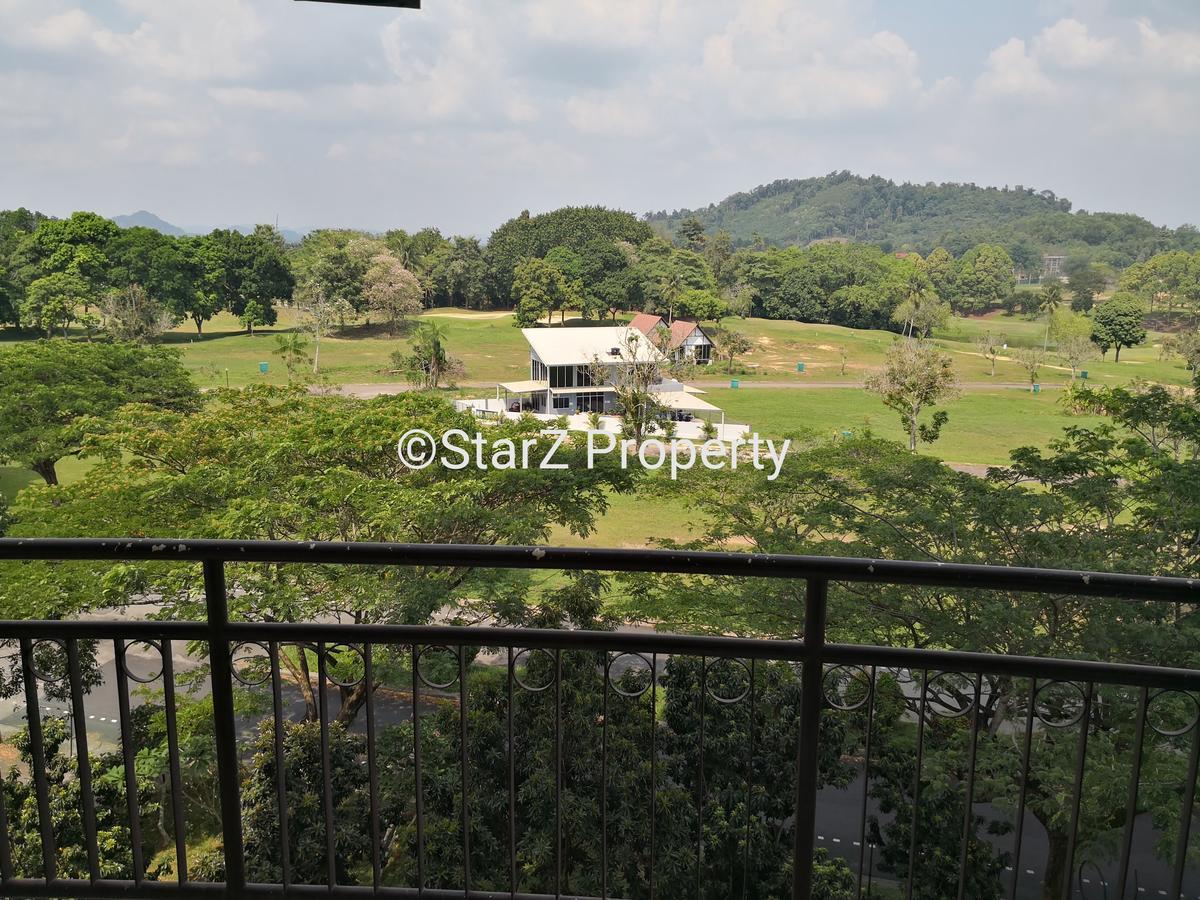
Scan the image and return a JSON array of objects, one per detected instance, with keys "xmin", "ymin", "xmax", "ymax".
[
  {"xmin": 546, "ymin": 482, "xmax": 702, "ymax": 548},
  {"xmin": 0, "ymin": 457, "xmax": 92, "ymax": 502},
  {"xmin": 161, "ymin": 307, "xmax": 532, "ymax": 388},
  {"xmin": 707, "ymin": 386, "xmax": 1106, "ymax": 467},
  {"xmin": 107, "ymin": 307, "xmax": 1190, "ymax": 391}
]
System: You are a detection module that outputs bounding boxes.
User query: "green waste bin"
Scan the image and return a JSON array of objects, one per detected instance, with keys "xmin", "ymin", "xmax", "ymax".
[
  {"xmin": 259, "ymin": 362, "xmax": 269, "ymax": 374},
  {"xmin": 1032, "ymin": 383, "xmax": 1041, "ymax": 394},
  {"xmin": 1080, "ymin": 370, "xmax": 1089, "ymax": 379},
  {"xmin": 730, "ymin": 379, "xmax": 740, "ymax": 389},
  {"xmin": 796, "ymin": 362, "xmax": 806, "ymax": 373}
]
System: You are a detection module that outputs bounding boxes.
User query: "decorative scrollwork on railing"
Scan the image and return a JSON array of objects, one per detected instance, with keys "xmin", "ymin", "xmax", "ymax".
[
  {"xmin": 1034, "ymin": 680, "xmax": 1088, "ymax": 729},
  {"xmin": 1146, "ymin": 689, "xmax": 1200, "ymax": 738},
  {"xmin": 230, "ymin": 641, "xmax": 272, "ymax": 687},
  {"xmin": 822, "ymin": 664, "xmax": 873, "ymax": 712},
  {"xmin": 121, "ymin": 640, "xmax": 164, "ymax": 684},
  {"xmin": 323, "ymin": 642, "xmax": 366, "ymax": 688},
  {"xmin": 415, "ymin": 645, "xmax": 460, "ymax": 690},
  {"xmin": 29, "ymin": 638, "xmax": 67, "ymax": 683},
  {"xmin": 511, "ymin": 648, "xmax": 556, "ymax": 693},
  {"xmin": 925, "ymin": 671, "xmax": 977, "ymax": 719},
  {"xmin": 1076, "ymin": 859, "xmax": 1108, "ymax": 899},
  {"xmin": 605, "ymin": 652, "xmax": 654, "ymax": 698},
  {"xmin": 704, "ymin": 657, "xmax": 752, "ymax": 705}
]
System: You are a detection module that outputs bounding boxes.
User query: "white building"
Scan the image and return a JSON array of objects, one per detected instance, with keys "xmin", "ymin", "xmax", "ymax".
[
  {"xmin": 629, "ymin": 313, "xmax": 715, "ymax": 365},
  {"xmin": 456, "ymin": 325, "xmax": 749, "ymax": 441}
]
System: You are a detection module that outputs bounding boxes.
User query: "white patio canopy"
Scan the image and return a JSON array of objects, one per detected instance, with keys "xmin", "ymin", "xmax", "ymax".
[
  {"xmin": 653, "ymin": 391, "xmax": 722, "ymax": 412},
  {"xmin": 498, "ymin": 379, "xmax": 549, "ymax": 394}
]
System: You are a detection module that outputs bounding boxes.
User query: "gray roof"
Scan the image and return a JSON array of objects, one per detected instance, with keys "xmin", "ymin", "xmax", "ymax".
[{"xmin": 521, "ymin": 326, "xmax": 665, "ymax": 366}]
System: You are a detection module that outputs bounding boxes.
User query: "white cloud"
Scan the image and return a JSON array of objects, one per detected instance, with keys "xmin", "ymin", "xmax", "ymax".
[
  {"xmin": 1137, "ymin": 19, "xmax": 1200, "ymax": 74},
  {"xmin": 975, "ymin": 38, "xmax": 1063, "ymax": 102},
  {"xmin": 92, "ymin": 0, "xmax": 267, "ymax": 81},
  {"xmin": 1033, "ymin": 18, "xmax": 1117, "ymax": 68},
  {"xmin": 22, "ymin": 9, "xmax": 95, "ymax": 50},
  {"xmin": 209, "ymin": 88, "xmax": 309, "ymax": 114},
  {"xmin": 565, "ymin": 91, "xmax": 656, "ymax": 137}
]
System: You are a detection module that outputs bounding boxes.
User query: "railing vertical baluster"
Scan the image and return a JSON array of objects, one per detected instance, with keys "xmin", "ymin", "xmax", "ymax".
[
  {"xmin": 66, "ymin": 638, "xmax": 99, "ymax": 883},
  {"xmin": 1169, "ymin": 709, "xmax": 1200, "ymax": 900},
  {"xmin": 955, "ymin": 672, "xmax": 984, "ymax": 900},
  {"xmin": 19, "ymin": 638, "xmax": 55, "ymax": 883},
  {"xmin": 412, "ymin": 645, "xmax": 425, "ymax": 894},
  {"xmin": 696, "ymin": 656, "xmax": 707, "ymax": 900},
  {"xmin": 507, "ymin": 647, "xmax": 517, "ymax": 899},
  {"xmin": 364, "ymin": 644, "xmax": 382, "ymax": 892},
  {"xmin": 317, "ymin": 642, "xmax": 337, "ymax": 887},
  {"xmin": 554, "ymin": 647, "xmax": 563, "ymax": 900},
  {"xmin": 204, "ymin": 558, "xmax": 245, "ymax": 892},
  {"xmin": 742, "ymin": 658, "xmax": 757, "ymax": 900},
  {"xmin": 792, "ymin": 577, "xmax": 828, "ymax": 900},
  {"xmin": 855, "ymin": 666, "xmax": 877, "ymax": 900},
  {"xmin": 905, "ymin": 669, "xmax": 930, "ymax": 900},
  {"xmin": 0, "ymin": 713, "xmax": 10, "ymax": 881},
  {"xmin": 268, "ymin": 641, "xmax": 292, "ymax": 888},
  {"xmin": 1061, "ymin": 682, "xmax": 1093, "ymax": 900},
  {"xmin": 649, "ymin": 652, "xmax": 658, "ymax": 900},
  {"xmin": 1008, "ymin": 678, "xmax": 1037, "ymax": 900},
  {"xmin": 114, "ymin": 638, "xmax": 144, "ymax": 882},
  {"xmin": 160, "ymin": 639, "xmax": 189, "ymax": 882},
  {"xmin": 458, "ymin": 645, "xmax": 471, "ymax": 895},
  {"xmin": 601, "ymin": 653, "xmax": 610, "ymax": 900},
  {"xmin": 1116, "ymin": 686, "xmax": 1149, "ymax": 898}
]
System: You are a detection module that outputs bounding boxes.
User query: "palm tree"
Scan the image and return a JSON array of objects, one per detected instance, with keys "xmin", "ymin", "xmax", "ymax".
[
  {"xmin": 1038, "ymin": 280, "xmax": 1064, "ymax": 349},
  {"xmin": 659, "ymin": 271, "xmax": 683, "ymax": 323}
]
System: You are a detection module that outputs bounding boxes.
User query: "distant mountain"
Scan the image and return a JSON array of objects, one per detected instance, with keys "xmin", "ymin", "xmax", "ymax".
[
  {"xmin": 645, "ymin": 171, "xmax": 1199, "ymax": 268},
  {"xmin": 112, "ymin": 210, "xmax": 189, "ymax": 236}
]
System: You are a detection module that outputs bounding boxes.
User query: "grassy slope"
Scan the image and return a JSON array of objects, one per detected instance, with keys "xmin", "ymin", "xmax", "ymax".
[
  {"xmin": 0, "ymin": 308, "xmax": 1181, "ymax": 518},
  {"xmin": 708, "ymin": 387, "xmax": 1105, "ymax": 466}
]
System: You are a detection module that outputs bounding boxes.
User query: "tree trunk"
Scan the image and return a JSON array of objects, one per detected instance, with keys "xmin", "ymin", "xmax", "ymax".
[
  {"xmin": 32, "ymin": 459, "xmax": 59, "ymax": 486},
  {"xmin": 295, "ymin": 650, "xmax": 318, "ymax": 722},
  {"xmin": 990, "ymin": 356, "xmax": 997, "ymax": 376},
  {"xmin": 194, "ymin": 317, "xmax": 203, "ymax": 335},
  {"xmin": 313, "ymin": 334, "xmax": 321, "ymax": 373},
  {"xmin": 1114, "ymin": 345, "xmax": 1122, "ymax": 362},
  {"xmin": 908, "ymin": 416, "xmax": 918, "ymax": 452},
  {"xmin": 334, "ymin": 679, "xmax": 375, "ymax": 726},
  {"xmin": 1042, "ymin": 828, "xmax": 1071, "ymax": 900}
]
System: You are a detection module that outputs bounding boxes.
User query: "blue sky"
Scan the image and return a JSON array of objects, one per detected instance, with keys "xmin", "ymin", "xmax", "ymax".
[{"xmin": 1, "ymin": 0, "xmax": 1198, "ymax": 237}]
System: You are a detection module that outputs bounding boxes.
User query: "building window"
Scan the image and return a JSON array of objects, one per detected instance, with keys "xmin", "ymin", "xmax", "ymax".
[
  {"xmin": 553, "ymin": 395, "xmax": 572, "ymax": 410},
  {"xmin": 577, "ymin": 392, "xmax": 605, "ymax": 412},
  {"xmin": 694, "ymin": 344, "xmax": 712, "ymax": 364},
  {"xmin": 531, "ymin": 359, "xmax": 547, "ymax": 381},
  {"xmin": 575, "ymin": 365, "xmax": 595, "ymax": 387},
  {"xmin": 550, "ymin": 366, "xmax": 575, "ymax": 389}
]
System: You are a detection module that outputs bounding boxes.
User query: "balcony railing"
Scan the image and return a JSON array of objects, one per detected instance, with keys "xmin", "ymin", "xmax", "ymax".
[{"xmin": 0, "ymin": 538, "xmax": 1198, "ymax": 900}]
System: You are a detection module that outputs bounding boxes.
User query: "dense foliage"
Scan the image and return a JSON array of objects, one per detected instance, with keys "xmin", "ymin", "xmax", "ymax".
[{"xmin": 647, "ymin": 171, "xmax": 1200, "ymax": 268}]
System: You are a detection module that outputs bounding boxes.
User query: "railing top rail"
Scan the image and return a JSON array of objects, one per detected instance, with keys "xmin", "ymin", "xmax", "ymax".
[{"xmin": 0, "ymin": 537, "xmax": 1196, "ymax": 603}]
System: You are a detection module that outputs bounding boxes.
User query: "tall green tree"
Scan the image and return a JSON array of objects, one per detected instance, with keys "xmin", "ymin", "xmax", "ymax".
[
  {"xmin": 3, "ymin": 389, "xmax": 637, "ymax": 721},
  {"xmin": 953, "ymin": 244, "xmax": 1016, "ymax": 313},
  {"xmin": 21, "ymin": 271, "xmax": 88, "ymax": 335},
  {"xmin": 1090, "ymin": 293, "xmax": 1147, "ymax": 361},
  {"xmin": 0, "ymin": 340, "xmax": 199, "ymax": 484}
]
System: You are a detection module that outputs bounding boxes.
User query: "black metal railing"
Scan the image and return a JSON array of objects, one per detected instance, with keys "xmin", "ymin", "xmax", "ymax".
[{"xmin": 0, "ymin": 538, "xmax": 1198, "ymax": 900}]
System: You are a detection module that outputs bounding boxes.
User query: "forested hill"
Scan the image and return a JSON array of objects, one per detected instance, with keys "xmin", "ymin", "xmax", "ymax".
[{"xmin": 645, "ymin": 171, "xmax": 1199, "ymax": 269}]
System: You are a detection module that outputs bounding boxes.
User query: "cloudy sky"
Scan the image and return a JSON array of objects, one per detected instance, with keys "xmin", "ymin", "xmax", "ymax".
[{"xmin": 1, "ymin": 0, "xmax": 1198, "ymax": 237}]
